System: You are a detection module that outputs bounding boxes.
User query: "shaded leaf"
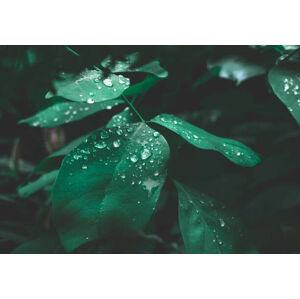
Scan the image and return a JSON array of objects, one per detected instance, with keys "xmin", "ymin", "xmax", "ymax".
[
  {"xmin": 106, "ymin": 107, "xmax": 137, "ymax": 128},
  {"xmin": 268, "ymin": 51, "xmax": 300, "ymax": 125},
  {"xmin": 18, "ymin": 170, "xmax": 59, "ymax": 198},
  {"xmin": 45, "ymin": 70, "xmax": 130, "ymax": 103},
  {"xmin": 123, "ymin": 75, "xmax": 161, "ymax": 97},
  {"xmin": 175, "ymin": 181, "xmax": 254, "ymax": 253},
  {"xmin": 51, "ymin": 122, "xmax": 170, "ymax": 252},
  {"xmin": 19, "ymin": 99, "xmax": 123, "ymax": 128},
  {"xmin": 12, "ymin": 233, "xmax": 64, "ymax": 253},
  {"xmin": 101, "ymin": 54, "xmax": 168, "ymax": 78},
  {"xmin": 208, "ymin": 56, "xmax": 266, "ymax": 85},
  {"xmin": 151, "ymin": 114, "xmax": 261, "ymax": 167}
]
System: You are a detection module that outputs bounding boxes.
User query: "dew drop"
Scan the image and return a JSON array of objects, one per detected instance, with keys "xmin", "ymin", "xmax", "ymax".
[
  {"xmin": 141, "ymin": 148, "xmax": 151, "ymax": 160},
  {"xmin": 219, "ymin": 219, "xmax": 225, "ymax": 227},
  {"xmin": 103, "ymin": 78, "xmax": 113, "ymax": 87},
  {"xmin": 87, "ymin": 98, "xmax": 94, "ymax": 104},
  {"xmin": 113, "ymin": 140, "xmax": 121, "ymax": 148},
  {"xmin": 153, "ymin": 131, "xmax": 160, "ymax": 138},
  {"xmin": 100, "ymin": 131, "xmax": 109, "ymax": 139},
  {"xmin": 130, "ymin": 154, "xmax": 138, "ymax": 163},
  {"xmin": 153, "ymin": 171, "xmax": 160, "ymax": 177},
  {"xmin": 82, "ymin": 165, "xmax": 88, "ymax": 170},
  {"xmin": 95, "ymin": 141, "xmax": 107, "ymax": 149}
]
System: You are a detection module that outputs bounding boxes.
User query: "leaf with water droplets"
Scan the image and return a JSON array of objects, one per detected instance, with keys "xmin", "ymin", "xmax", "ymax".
[
  {"xmin": 151, "ymin": 114, "xmax": 261, "ymax": 167},
  {"xmin": 106, "ymin": 107, "xmax": 138, "ymax": 128},
  {"xmin": 19, "ymin": 99, "xmax": 123, "ymax": 128},
  {"xmin": 51, "ymin": 123, "xmax": 170, "ymax": 252},
  {"xmin": 207, "ymin": 55, "xmax": 266, "ymax": 85},
  {"xmin": 101, "ymin": 54, "xmax": 168, "ymax": 78},
  {"xmin": 123, "ymin": 75, "xmax": 161, "ymax": 97},
  {"xmin": 18, "ymin": 170, "xmax": 59, "ymax": 198},
  {"xmin": 174, "ymin": 181, "xmax": 254, "ymax": 253},
  {"xmin": 45, "ymin": 70, "xmax": 130, "ymax": 103},
  {"xmin": 268, "ymin": 50, "xmax": 300, "ymax": 125}
]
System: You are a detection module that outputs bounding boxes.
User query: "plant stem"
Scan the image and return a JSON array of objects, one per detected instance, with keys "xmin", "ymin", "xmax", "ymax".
[
  {"xmin": 122, "ymin": 95, "xmax": 145, "ymax": 122},
  {"xmin": 65, "ymin": 46, "xmax": 80, "ymax": 57}
]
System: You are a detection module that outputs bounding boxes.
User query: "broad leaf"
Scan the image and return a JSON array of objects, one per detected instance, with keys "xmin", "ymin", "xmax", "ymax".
[
  {"xmin": 268, "ymin": 51, "xmax": 300, "ymax": 125},
  {"xmin": 175, "ymin": 181, "xmax": 253, "ymax": 253},
  {"xmin": 18, "ymin": 170, "xmax": 59, "ymax": 198},
  {"xmin": 101, "ymin": 54, "xmax": 168, "ymax": 78},
  {"xmin": 151, "ymin": 114, "xmax": 261, "ymax": 167},
  {"xmin": 51, "ymin": 122, "xmax": 170, "ymax": 252},
  {"xmin": 45, "ymin": 70, "xmax": 130, "ymax": 103},
  {"xmin": 207, "ymin": 56, "xmax": 266, "ymax": 85},
  {"xmin": 19, "ymin": 99, "xmax": 123, "ymax": 127},
  {"xmin": 123, "ymin": 75, "xmax": 161, "ymax": 97},
  {"xmin": 106, "ymin": 107, "xmax": 137, "ymax": 128}
]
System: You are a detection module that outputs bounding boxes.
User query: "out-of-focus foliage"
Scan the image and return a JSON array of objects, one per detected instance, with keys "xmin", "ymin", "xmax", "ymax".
[{"xmin": 1, "ymin": 45, "xmax": 300, "ymax": 253}]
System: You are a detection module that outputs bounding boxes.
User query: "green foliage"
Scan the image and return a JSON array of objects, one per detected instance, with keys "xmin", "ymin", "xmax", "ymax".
[
  {"xmin": 46, "ymin": 70, "xmax": 130, "ymax": 103},
  {"xmin": 175, "ymin": 181, "xmax": 254, "ymax": 253},
  {"xmin": 2, "ymin": 45, "xmax": 300, "ymax": 254},
  {"xmin": 151, "ymin": 114, "xmax": 261, "ymax": 167},
  {"xmin": 51, "ymin": 123, "xmax": 170, "ymax": 251},
  {"xmin": 19, "ymin": 99, "xmax": 123, "ymax": 127},
  {"xmin": 268, "ymin": 50, "xmax": 300, "ymax": 125}
]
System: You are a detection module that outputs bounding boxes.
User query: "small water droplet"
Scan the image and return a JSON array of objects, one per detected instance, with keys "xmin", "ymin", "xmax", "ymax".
[
  {"xmin": 82, "ymin": 165, "xmax": 88, "ymax": 170},
  {"xmin": 154, "ymin": 171, "xmax": 159, "ymax": 177},
  {"xmin": 87, "ymin": 98, "xmax": 94, "ymax": 104},
  {"xmin": 153, "ymin": 131, "xmax": 160, "ymax": 138},
  {"xmin": 95, "ymin": 141, "xmax": 107, "ymax": 149},
  {"xmin": 130, "ymin": 154, "xmax": 138, "ymax": 163},
  {"xmin": 101, "ymin": 131, "xmax": 109, "ymax": 139},
  {"xmin": 113, "ymin": 140, "xmax": 121, "ymax": 148},
  {"xmin": 116, "ymin": 129, "xmax": 123, "ymax": 136},
  {"xmin": 219, "ymin": 219, "xmax": 225, "ymax": 227}
]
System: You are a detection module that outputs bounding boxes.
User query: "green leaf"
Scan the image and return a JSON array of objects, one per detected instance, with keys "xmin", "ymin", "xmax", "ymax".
[
  {"xmin": 174, "ymin": 181, "xmax": 253, "ymax": 253},
  {"xmin": 123, "ymin": 75, "xmax": 161, "ymax": 97},
  {"xmin": 268, "ymin": 51, "xmax": 300, "ymax": 125},
  {"xmin": 101, "ymin": 54, "xmax": 168, "ymax": 78},
  {"xmin": 12, "ymin": 233, "xmax": 64, "ymax": 253},
  {"xmin": 51, "ymin": 122, "xmax": 170, "ymax": 252},
  {"xmin": 18, "ymin": 170, "xmax": 59, "ymax": 198},
  {"xmin": 207, "ymin": 56, "xmax": 266, "ymax": 85},
  {"xmin": 45, "ymin": 70, "xmax": 130, "ymax": 103},
  {"xmin": 106, "ymin": 107, "xmax": 137, "ymax": 128},
  {"xmin": 19, "ymin": 99, "xmax": 123, "ymax": 128},
  {"xmin": 151, "ymin": 114, "xmax": 261, "ymax": 167}
]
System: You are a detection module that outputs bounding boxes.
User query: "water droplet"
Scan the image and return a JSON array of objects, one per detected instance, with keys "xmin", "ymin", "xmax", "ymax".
[
  {"xmin": 236, "ymin": 152, "xmax": 241, "ymax": 156},
  {"xmin": 101, "ymin": 131, "xmax": 109, "ymax": 139},
  {"xmin": 219, "ymin": 219, "xmax": 225, "ymax": 227},
  {"xmin": 54, "ymin": 117, "xmax": 58, "ymax": 122},
  {"xmin": 130, "ymin": 154, "xmax": 138, "ymax": 163},
  {"xmin": 153, "ymin": 171, "xmax": 159, "ymax": 177},
  {"xmin": 116, "ymin": 129, "xmax": 123, "ymax": 136},
  {"xmin": 95, "ymin": 141, "xmax": 107, "ymax": 149},
  {"xmin": 103, "ymin": 78, "xmax": 113, "ymax": 87},
  {"xmin": 141, "ymin": 148, "xmax": 151, "ymax": 160},
  {"xmin": 82, "ymin": 165, "xmax": 88, "ymax": 170},
  {"xmin": 153, "ymin": 131, "xmax": 160, "ymax": 138},
  {"xmin": 113, "ymin": 140, "xmax": 121, "ymax": 148},
  {"xmin": 87, "ymin": 98, "xmax": 94, "ymax": 104}
]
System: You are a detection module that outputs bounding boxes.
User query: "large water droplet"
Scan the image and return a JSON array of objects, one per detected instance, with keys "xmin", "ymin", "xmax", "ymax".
[
  {"xmin": 103, "ymin": 78, "xmax": 113, "ymax": 87},
  {"xmin": 141, "ymin": 148, "xmax": 151, "ymax": 160}
]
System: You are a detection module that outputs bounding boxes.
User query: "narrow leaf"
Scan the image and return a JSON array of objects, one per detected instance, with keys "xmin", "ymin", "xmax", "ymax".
[
  {"xmin": 19, "ymin": 99, "xmax": 123, "ymax": 127},
  {"xmin": 51, "ymin": 123, "xmax": 170, "ymax": 252},
  {"xmin": 151, "ymin": 114, "xmax": 261, "ymax": 167},
  {"xmin": 175, "ymin": 181, "xmax": 254, "ymax": 253},
  {"xmin": 18, "ymin": 170, "xmax": 59, "ymax": 198}
]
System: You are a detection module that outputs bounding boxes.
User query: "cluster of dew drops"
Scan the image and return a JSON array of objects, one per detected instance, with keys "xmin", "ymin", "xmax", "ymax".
[
  {"xmin": 67, "ymin": 124, "xmax": 165, "ymax": 202},
  {"xmin": 158, "ymin": 115, "xmax": 245, "ymax": 160},
  {"xmin": 282, "ymin": 77, "xmax": 300, "ymax": 112},
  {"xmin": 78, "ymin": 73, "xmax": 129, "ymax": 105}
]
